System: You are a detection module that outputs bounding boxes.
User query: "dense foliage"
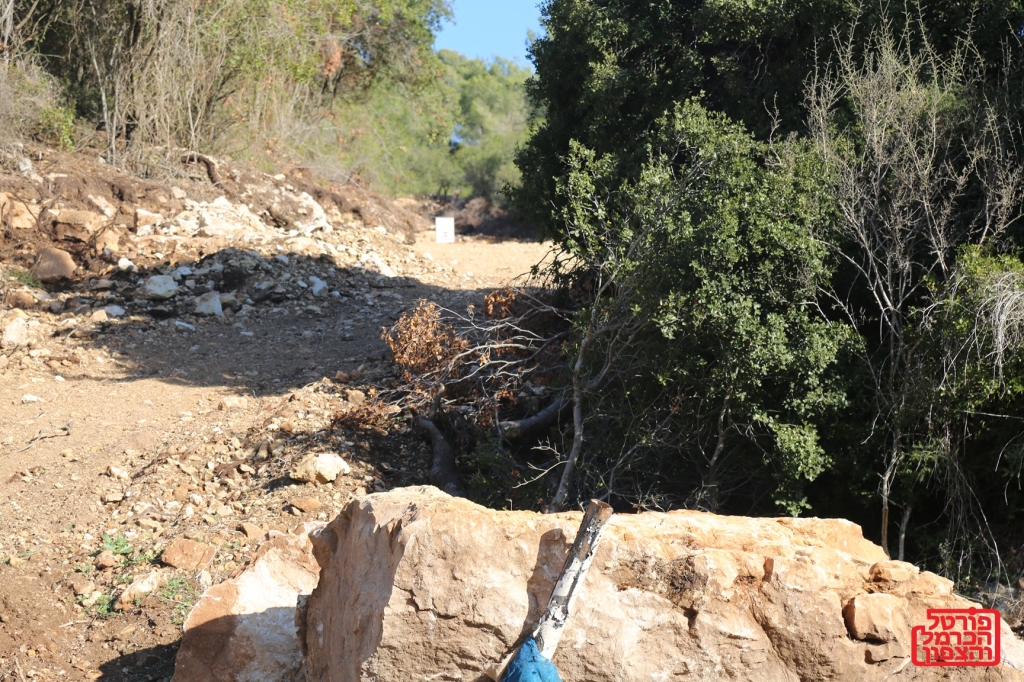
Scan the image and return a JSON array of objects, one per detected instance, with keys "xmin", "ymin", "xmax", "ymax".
[
  {"xmin": 511, "ymin": 0, "xmax": 1024, "ymax": 585},
  {"xmin": 549, "ymin": 102, "xmax": 849, "ymax": 515},
  {"xmin": 0, "ymin": 0, "xmax": 532, "ymax": 199},
  {"xmin": 334, "ymin": 50, "xmax": 533, "ymax": 198},
  {"xmin": 514, "ymin": 0, "xmax": 1024, "ymax": 233}
]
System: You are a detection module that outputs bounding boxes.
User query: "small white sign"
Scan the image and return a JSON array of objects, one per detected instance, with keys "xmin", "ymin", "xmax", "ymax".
[{"xmin": 435, "ymin": 216, "xmax": 455, "ymax": 244}]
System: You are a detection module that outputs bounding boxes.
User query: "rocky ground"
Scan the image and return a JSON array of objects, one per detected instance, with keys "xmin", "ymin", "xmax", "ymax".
[{"xmin": 0, "ymin": 144, "xmax": 549, "ymax": 682}]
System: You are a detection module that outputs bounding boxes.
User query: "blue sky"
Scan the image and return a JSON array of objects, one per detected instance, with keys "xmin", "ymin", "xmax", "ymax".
[{"xmin": 434, "ymin": 0, "xmax": 543, "ymax": 64}]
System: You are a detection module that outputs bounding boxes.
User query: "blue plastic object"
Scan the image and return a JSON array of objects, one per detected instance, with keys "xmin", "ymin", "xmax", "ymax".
[{"xmin": 501, "ymin": 637, "xmax": 563, "ymax": 682}]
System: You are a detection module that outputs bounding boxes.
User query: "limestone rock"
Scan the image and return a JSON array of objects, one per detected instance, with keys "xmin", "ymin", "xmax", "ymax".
[
  {"xmin": 869, "ymin": 559, "xmax": 919, "ymax": 583},
  {"xmin": 195, "ymin": 291, "xmax": 225, "ymax": 317},
  {"xmin": 138, "ymin": 275, "xmax": 179, "ymax": 300},
  {"xmin": 359, "ymin": 251, "xmax": 396, "ymax": 278},
  {"xmin": 288, "ymin": 497, "xmax": 321, "ymax": 513},
  {"xmin": 94, "ymin": 551, "xmax": 121, "ymax": 569},
  {"xmin": 94, "ymin": 227, "xmax": 121, "ymax": 254},
  {"xmin": 0, "ymin": 193, "xmax": 37, "ymax": 229},
  {"xmin": 290, "ymin": 453, "xmax": 350, "ymax": 485},
  {"xmin": 135, "ymin": 208, "xmax": 164, "ymax": 229},
  {"xmin": 271, "ymin": 190, "xmax": 331, "ymax": 235},
  {"xmin": 301, "ymin": 487, "xmax": 1024, "ymax": 682},
  {"xmin": 115, "ymin": 570, "xmax": 169, "ymax": 611},
  {"xmin": 2, "ymin": 318, "xmax": 29, "ymax": 349},
  {"xmin": 239, "ymin": 523, "xmax": 264, "ymax": 540},
  {"xmin": 55, "ymin": 209, "xmax": 104, "ymax": 241},
  {"xmin": 32, "ymin": 247, "xmax": 77, "ymax": 282},
  {"xmin": 218, "ymin": 396, "xmax": 248, "ymax": 411},
  {"xmin": 163, "ymin": 539, "xmax": 216, "ymax": 571},
  {"xmin": 8, "ymin": 291, "xmax": 35, "ymax": 310},
  {"xmin": 173, "ymin": 526, "xmax": 323, "ymax": 682},
  {"xmin": 309, "ymin": 277, "xmax": 327, "ymax": 297},
  {"xmin": 843, "ymin": 593, "xmax": 908, "ymax": 642},
  {"xmin": 87, "ymin": 194, "xmax": 116, "ymax": 218}
]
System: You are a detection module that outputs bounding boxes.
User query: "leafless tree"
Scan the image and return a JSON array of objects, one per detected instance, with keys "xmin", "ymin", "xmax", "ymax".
[
  {"xmin": 807, "ymin": 24, "xmax": 1024, "ymax": 556},
  {"xmin": 1, "ymin": 0, "xmax": 13, "ymax": 62}
]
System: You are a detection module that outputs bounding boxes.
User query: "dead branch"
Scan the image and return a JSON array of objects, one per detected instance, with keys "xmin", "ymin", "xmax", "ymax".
[
  {"xmin": 181, "ymin": 152, "xmax": 222, "ymax": 186},
  {"xmin": 498, "ymin": 398, "xmax": 568, "ymax": 441},
  {"xmin": 416, "ymin": 415, "xmax": 466, "ymax": 498}
]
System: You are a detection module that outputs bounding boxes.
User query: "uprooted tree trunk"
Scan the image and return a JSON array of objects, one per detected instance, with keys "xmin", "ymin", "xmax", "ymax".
[
  {"xmin": 416, "ymin": 416, "xmax": 466, "ymax": 498},
  {"xmin": 498, "ymin": 398, "xmax": 568, "ymax": 441}
]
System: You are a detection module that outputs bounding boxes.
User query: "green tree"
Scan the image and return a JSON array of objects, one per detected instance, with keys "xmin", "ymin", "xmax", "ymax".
[
  {"xmin": 19, "ymin": 0, "xmax": 452, "ymax": 164},
  {"xmin": 514, "ymin": 0, "xmax": 1024, "ymax": 236},
  {"xmin": 440, "ymin": 50, "xmax": 533, "ymax": 201},
  {"xmin": 332, "ymin": 49, "xmax": 534, "ymax": 199},
  {"xmin": 549, "ymin": 101, "xmax": 850, "ymax": 514}
]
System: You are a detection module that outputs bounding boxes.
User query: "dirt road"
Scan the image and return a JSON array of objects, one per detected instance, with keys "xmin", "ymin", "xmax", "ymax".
[{"xmin": 0, "ymin": 151, "xmax": 549, "ymax": 682}]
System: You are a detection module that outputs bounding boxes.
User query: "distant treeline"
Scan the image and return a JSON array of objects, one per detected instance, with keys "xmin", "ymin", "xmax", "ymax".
[{"xmin": 0, "ymin": 0, "xmax": 531, "ymax": 200}]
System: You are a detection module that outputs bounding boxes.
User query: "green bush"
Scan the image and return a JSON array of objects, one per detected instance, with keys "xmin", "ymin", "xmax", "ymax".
[
  {"xmin": 549, "ymin": 101, "xmax": 851, "ymax": 513},
  {"xmin": 38, "ymin": 105, "xmax": 75, "ymax": 150},
  {"xmin": 515, "ymin": 0, "xmax": 1024, "ymax": 237}
]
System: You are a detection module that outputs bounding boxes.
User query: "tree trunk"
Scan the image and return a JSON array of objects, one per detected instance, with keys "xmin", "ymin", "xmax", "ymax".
[
  {"xmin": 498, "ymin": 398, "xmax": 567, "ymax": 441},
  {"xmin": 897, "ymin": 503, "xmax": 912, "ymax": 562},
  {"xmin": 880, "ymin": 503, "xmax": 890, "ymax": 558},
  {"xmin": 416, "ymin": 416, "xmax": 465, "ymax": 498},
  {"xmin": 1, "ymin": 0, "xmax": 13, "ymax": 61}
]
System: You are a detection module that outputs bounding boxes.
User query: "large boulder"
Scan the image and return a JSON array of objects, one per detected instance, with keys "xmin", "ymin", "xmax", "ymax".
[
  {"xmin": 173, "ymin": 526, "xmax": 322, "ymax": 682},
  {"xmin": 301, "ymin": 487, "xmax": 1024, "ymax": 682}
]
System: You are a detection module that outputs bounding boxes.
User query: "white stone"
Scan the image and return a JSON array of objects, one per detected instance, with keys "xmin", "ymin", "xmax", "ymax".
[
  {"xmin": 21, "ymin": 394, "xmax": 42, "ymax": 403},
  {"xmin": 173, "ymin": 528, "xmax": 322, "ymax": 682},
  {"xmin": 2, "ymin": 318, "xmax": 30, "ymax": 349},
  {"xmin": 138, "ymin": 275, "xmax": 179, "ymax": 300},
  {"xmin": 104, "ymin": 305, "xmax": 126, "ymax": 318},
  {"xmin": 135, "ymin": 208, "xmax": 164, "ymax": 228},
  {"xmin": 88, "ymin": 194, "xmax": 116, "ymax": 218},
  {"xmin": 194, "ymin": 292, "xmax": 224, "ymax": 317},
  {"xmin": 309, "ymin": 276, "xmax": 328, "ymax": 297},
  {"xmin": 291, "ymin": 453, "xmax": 351, "ymax": 484},
  {"xmin": 359, "ymin": 251, "xmax": 396, "ymax": 277},
  {"xmin": 115, "ymin": 570, "xmax": 169, "ymax": 611},
  {"xmin": 118, "ymin": 257, "xmax": 136, "ymax": 271}
]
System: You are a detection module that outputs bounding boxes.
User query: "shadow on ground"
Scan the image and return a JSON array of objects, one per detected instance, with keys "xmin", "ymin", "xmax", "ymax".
[
  {"xmin": 98, "ymin": 641, "xmax": 179, "ymax": 682},
  {"xmin": 39, "ymin": 248, "xmax": 494, "ymax": 398}
]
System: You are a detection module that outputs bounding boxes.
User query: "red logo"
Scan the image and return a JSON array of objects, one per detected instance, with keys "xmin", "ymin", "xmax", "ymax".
[{"xmin": 911, "ymin": 608, "xmax": 1000, "ymax": 666}]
